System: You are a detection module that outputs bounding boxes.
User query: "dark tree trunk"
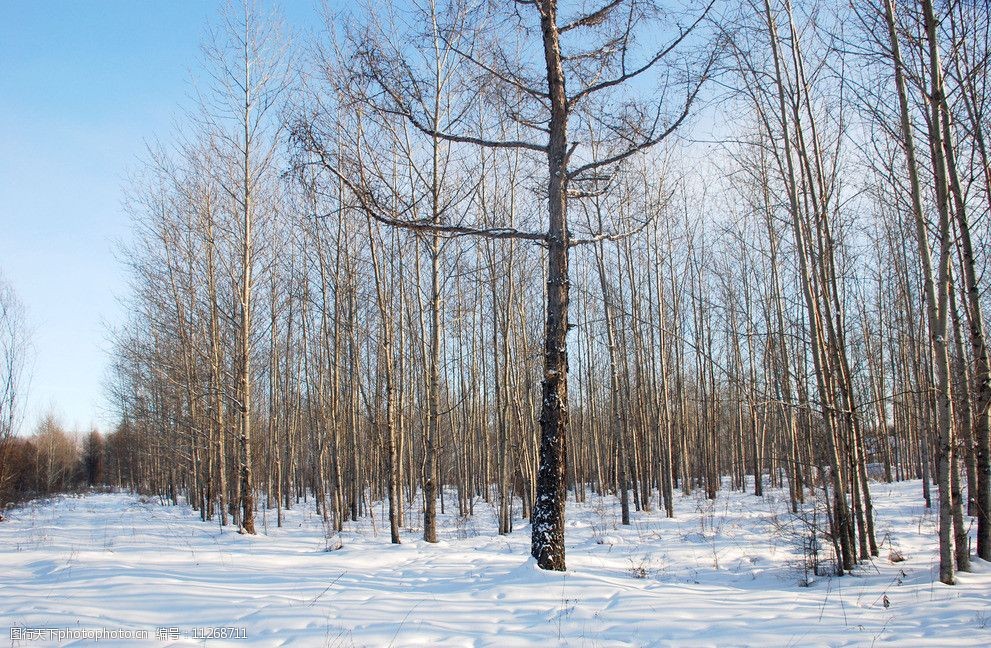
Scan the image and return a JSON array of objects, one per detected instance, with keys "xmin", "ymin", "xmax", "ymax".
[{"xmin": 531, "ymin": 0, "xmax": 570, "ymax": 572}]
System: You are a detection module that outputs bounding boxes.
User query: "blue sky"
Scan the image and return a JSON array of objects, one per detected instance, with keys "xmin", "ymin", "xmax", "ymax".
[{"xmin": 0, "ymin": 1, "xmax": 319, "ymax": 433}]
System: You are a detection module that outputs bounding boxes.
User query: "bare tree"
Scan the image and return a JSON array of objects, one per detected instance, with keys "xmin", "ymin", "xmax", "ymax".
[
  {"xmin": 0, "ymin": 273, "xmax": 31, "ymax": 505},
  {"xmin": 298, "ymin": 0, "xmax": 716, "ymax": 571},
  {"xmin": 101, "ymin": 0, "xmax": 991, "ymax": 588},
  {"xmin": 199, "ymin": 0, "xmax": 290, "ymax": 534}
]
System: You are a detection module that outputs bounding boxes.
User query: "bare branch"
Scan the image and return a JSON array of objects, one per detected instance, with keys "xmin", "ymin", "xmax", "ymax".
[
  {"xmin": 559, "ymin": 0, "xmax": 625, "ymax": 34},
  {"xmin": 568, "ymin": 55, "xmax": 715, "ymax": 179},
  {"xmin": 298, "ymin": 123, "xmax": 545, "ymax": 243},
  {"xmin": 569, "ymin": 1, "xmax": 716, "ymax": 107}
]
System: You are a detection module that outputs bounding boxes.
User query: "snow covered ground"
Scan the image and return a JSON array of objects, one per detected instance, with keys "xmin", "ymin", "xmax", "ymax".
[{"xmin": 2, "ymin": 481, "xmax": 990, "ymax": 647}]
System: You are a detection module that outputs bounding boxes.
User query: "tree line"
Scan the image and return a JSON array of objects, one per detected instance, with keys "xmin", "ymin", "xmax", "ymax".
[
  {"xmin": 103, "ymin": 0, "xmax": 990, "ymax": 582},
  {"xmin": 0, "ymin": 415, "xmax": 107, "ymax": 509}
]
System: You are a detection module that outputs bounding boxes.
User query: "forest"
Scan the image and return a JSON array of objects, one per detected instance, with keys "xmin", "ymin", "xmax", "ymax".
[{"xmin": 41, "ymin": 0, "xmax": 988, "ymax": 592}]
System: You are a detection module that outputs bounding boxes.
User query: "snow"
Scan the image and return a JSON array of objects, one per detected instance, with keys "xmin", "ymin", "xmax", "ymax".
[{"xmin": 2, "ymin": 481, "xmax": 990, "ymax": 646}]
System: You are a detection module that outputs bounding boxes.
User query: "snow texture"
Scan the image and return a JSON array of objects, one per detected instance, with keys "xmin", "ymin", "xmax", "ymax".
[{"xmin": 1, "ymin": 480, "xmax": 990, "ymax": 646}]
